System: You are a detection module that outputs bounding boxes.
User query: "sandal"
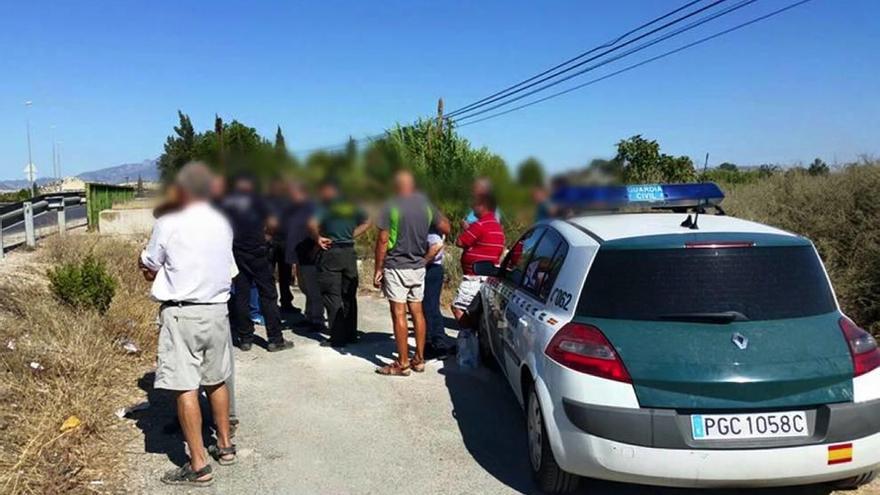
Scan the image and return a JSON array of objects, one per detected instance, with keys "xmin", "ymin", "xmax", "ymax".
[
  {"xmin": 208, "ymin": 444, "xmax": 238, "ymax": 466},
  {"xmin": 160, "ymin": 463, "xmax": 213, "ymax": 487},
  {"xmin": 410, "ymin": 356, "xmax": 426, "ymax": 373},
  {"xmin": 375, "ymin": 360, "xmax": 411, "ymax": 376}
]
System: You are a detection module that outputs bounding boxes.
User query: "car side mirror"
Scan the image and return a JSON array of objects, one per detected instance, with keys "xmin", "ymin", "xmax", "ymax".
[{"xmin": 472, "ymin": 261, "xmax": 499, "ymax": 277}]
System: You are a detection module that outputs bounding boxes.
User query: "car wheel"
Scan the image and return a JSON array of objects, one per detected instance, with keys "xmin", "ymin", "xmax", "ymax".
[
  {"xmin": 527, "ymin": 385, "xmax": 580, "ymax": 494},
  {"xmin": 831, "ymin": 471, "xmax": 876, "ymax": 490}
]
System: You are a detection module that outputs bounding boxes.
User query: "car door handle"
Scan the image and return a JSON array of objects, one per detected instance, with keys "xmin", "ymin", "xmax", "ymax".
[{"xmin": 518, "ymin": 316, "xmax": 532, "ymax": 332}]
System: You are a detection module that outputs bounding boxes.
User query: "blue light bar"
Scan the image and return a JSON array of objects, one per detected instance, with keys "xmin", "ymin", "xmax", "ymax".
[{"xmin": 551, "ymin": 182, "xmax": 724, "ymax": 210}]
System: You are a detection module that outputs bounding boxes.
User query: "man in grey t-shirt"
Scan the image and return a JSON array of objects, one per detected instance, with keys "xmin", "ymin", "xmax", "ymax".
[{"xmin": 374, "ymin": 170, "xmax": 450, "ymax": 376}]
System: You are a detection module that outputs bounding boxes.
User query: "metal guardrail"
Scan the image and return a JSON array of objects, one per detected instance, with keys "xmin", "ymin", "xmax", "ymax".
[{"xmin": 0, "ymin": 193, "xmax": 87, "ymax": 259}]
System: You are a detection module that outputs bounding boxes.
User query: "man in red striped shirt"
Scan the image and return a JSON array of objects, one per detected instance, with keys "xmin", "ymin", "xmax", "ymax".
[{"xmin": 452, "ymin": 193, "xmax": 506, "ymax": 326}]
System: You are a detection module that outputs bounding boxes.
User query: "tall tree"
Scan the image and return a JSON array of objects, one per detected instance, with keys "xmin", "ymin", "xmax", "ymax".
[
  {"xmin": 615, "ymin": 135, "xmax": 696, "ymax": 183},
  {"xmin": 275, "ymin": 126, "xmax": 287, "ymax": 154},
  {"xmin": 158, "ymin": 111, "xmax": 196, "ymax": 181}
]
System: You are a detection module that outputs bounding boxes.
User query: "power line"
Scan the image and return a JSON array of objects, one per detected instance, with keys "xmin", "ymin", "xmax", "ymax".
[
  {"xmin": 453, "ymin": 0, "xmax": 759, "ymax": 122},
  {"xmin": 446, "ymin": 0, "xmax": 733, "ymax": 119},
  {"xmin": 296, "ymin": 1, "xmax": 732, "ymax": 153},
  {"xmin": 446, "ymin": 0, "xmax": 709, "ymax": 117},
  {"xmin": 457, "ymin": 0, "xmax": 815, "ymax": 128}
]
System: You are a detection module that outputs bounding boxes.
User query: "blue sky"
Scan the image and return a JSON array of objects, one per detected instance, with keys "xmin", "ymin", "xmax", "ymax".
[{"xmin": 0, "ymin": 0, "xmax": 878, "ymax": 179}]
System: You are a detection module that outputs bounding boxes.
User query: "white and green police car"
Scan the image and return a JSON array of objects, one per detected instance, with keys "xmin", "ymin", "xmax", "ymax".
[{"xmin": 471, "ymin": 183, "xmax": 880, "ymax": 493}]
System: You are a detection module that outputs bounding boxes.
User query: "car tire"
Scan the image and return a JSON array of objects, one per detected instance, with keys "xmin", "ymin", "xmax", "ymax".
[
  {"xmin": 831, "ymin": 471, "xmax": 876, "ymax": 490},
  {"xmin": 527, "ymin": 385, "xmax": 580, "ymax": 494}
]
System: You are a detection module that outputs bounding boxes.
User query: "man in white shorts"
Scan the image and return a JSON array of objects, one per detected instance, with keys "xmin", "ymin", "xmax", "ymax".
[{"xmin": 374, "ymin": 171, "xmax": 449, "ymax": 376}]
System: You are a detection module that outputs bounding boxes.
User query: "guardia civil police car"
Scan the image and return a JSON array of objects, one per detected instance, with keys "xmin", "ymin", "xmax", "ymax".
[{"xmin": 471, "ymin": 183, "xmax": 880, "ymax": 493}]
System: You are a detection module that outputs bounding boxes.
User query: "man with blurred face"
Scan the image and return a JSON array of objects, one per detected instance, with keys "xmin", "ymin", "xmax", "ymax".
[
  {"xmin": 267, "ymin": 179, "xmax": 296, "ymax": 313},
  {"xmin": 285, "ymin": 181, "xmax": 324, "ymax": 330},
  {"xmin": 139, "ymin": 162, "xmax": 236, "ymax": 486},
  {"xmin": 374, "ymin": 170, "xmax": 450, "ymax": 376},
  {"xmin": 310, "ymin": 181, "xmax": 370, "ymax": 347},
  {"xmin": 453, "ymin": 192, "xmax": 505, "ymax": 333},
  {"xmin": 221, "ymin": 174, "xmax": 293, "ymax": 352}
]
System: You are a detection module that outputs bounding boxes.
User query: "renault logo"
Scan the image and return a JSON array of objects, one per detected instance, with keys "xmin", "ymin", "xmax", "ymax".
[{"xmin": 731, "ymin": 332, "xmax": 749, "ymax": 350}]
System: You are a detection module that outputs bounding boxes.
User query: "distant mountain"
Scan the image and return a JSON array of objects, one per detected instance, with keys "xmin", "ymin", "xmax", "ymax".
[
  {"xmin": 0, "ymin": 178, "xmax": 54, "ymax": 191},
  {"xmin": 76, "ymin": 159, "xmax": 159, "ymax": 184},
  {"xmin": 0, "ymin": 158, "xmax": 159, "ymax": 191}
]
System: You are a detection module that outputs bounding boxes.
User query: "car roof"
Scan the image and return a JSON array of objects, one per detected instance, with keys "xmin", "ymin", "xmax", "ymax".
[{"xmin": 565, "ymin": 213, "xmax": 798, "ymax": 243}]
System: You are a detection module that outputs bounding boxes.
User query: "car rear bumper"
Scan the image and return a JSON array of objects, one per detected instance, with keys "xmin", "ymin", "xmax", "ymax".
[
  {"xmin": 547, "ymin": 396, "xmax": 880, "ymax": 487},
  {"xmin": 562, "ymin": 397, "xmax": 880, "ymax": 450},
  {"xmin": 564, "ymin": 432, "xmax": 880, "ymax": 488}
]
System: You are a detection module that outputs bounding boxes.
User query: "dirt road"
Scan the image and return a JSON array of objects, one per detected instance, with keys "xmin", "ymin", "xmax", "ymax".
[{"xmin": 124, "ymin": 290, "xmax": 877, "ymax": 494}]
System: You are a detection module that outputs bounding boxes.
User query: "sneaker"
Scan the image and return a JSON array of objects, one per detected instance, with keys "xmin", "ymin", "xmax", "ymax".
[
  {"xmin": 267, "ymin": 340, "xmax": 294, "ymax": 352},
  {"xmin": 238, "ymin": 341, "xmax": 253, "ymax": 352}
]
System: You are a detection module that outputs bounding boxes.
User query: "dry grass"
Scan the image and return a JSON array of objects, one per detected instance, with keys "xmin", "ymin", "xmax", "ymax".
[
  {"xmin": 724, "ymin": 163, "xmax": 880, "ymax": 335},
  {"xmin": 0, "ymin": 234, "xmax": 158, "ymax": 494}
]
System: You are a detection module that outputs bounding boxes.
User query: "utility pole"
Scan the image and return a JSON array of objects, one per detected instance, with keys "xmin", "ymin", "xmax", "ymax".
[
  {"xmin": 436, "ymin": 98, "xmax": 444, "ymax": 132},
  {"xmin": 51, "ymin": 125, "xmax": 58, "ymax": 192},
  {"xmin": 56, "ymin": 142, "xmax": 62, "ymax": 191},
  {"xmin": 703, "ymin": 153, "xmax": 710, "ymax": 174}
]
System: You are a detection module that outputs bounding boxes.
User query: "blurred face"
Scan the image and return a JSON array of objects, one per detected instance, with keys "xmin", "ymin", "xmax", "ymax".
[
  {"xmin": 289, "ymin": 183, "xmax": 307, "ymax": 202},
  {"xmin": 532, "ymin": 187, "xmax": 548, "ymax": 203},
  {"xmin": 210, "ymin": 176, "xmax": 226, "ymax": 200},
  {"xmin": 319, "ymin": 184, "xmax": 338, "ymax": 202},
  {"xmin": 472, "ymin": 178, "xmax": 491, "ymax": 198},
  {"xmin": 234, "ymin": 177, "xmax": 255, "ymax": 194},
  {"xmin": 394, "ymin": 171, "xmax": 415, "ymax": 196}
]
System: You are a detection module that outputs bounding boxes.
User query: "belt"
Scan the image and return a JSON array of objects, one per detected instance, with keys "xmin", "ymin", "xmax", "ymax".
[
  {"xmin": 161, "ymin": 300, "xmax": 222, "ymax": 308},
  {"xmin": 327, "ymin": 242, "xmax": 355, "ymax": 249}
]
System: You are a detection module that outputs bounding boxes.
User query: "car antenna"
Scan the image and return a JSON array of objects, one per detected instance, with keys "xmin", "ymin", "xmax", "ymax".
[{"xmin": 680, "ymin": 199, "xmax": 705, "ymax": 230}]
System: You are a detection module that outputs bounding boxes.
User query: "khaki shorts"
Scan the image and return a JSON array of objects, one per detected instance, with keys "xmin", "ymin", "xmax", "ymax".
[
  {"xmin": 453, "ymin": 275, "xmax": 487, "ymax": 311},
  {"xmin": 383, "ymin": 267, "xmax": 426, "ymax": 303},
  {"xmin": 155, "ymin": 303, "xmax": 232, "ymax": 391}
]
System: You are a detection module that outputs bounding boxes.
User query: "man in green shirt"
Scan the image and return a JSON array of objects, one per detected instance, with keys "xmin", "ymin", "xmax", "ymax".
[{"xmin": 309, "ymin": 181, "xmax": 370, "ymax": 347}]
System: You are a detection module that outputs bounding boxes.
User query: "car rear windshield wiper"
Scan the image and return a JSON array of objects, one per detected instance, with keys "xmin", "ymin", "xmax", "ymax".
[{"xmin": 657, "ymin": 311, "xmax": 749, "ymax": 324}]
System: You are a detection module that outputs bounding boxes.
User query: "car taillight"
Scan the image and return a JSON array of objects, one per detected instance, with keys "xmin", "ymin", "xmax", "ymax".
[
  {"xmin": 839, "ymin": 316, "xmax": 880, "ymax": 377},
  {"xmin": 545, "ymin": 323, "xmax": 631, "ymax": 383}
]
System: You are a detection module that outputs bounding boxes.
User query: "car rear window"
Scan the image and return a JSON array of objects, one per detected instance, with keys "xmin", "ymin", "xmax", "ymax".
[{"xmin": 577, "ymin": 246, "xmax": 836, "ymax": 321}]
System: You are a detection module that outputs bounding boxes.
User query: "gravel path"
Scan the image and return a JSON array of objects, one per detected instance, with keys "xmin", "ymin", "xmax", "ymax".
[{"xmin": 124, "ymin": 290, "xmax": 878, "ymax": 495}]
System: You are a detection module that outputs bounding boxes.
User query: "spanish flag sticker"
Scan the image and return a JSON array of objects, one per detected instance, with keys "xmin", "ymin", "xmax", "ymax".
[{"xmin": 828, "ymin": 443, "xmax": 853, "ymax": 465}]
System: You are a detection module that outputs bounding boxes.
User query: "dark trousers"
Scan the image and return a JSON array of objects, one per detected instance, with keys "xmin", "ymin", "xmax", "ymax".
[
  {"xmin": 424, "ymin": 263, "xmax": 447, "ymax": 348},
  {"xmin": 270, "ymin": 241, "xmax": 293, "ymax": 309},
  {"xmin": 230, "ymin": 247, "xmax": 284, "ymax": 345},
  {"xmin": 316, "ymin": 246, "xmax": 358, "ymax": 344}
]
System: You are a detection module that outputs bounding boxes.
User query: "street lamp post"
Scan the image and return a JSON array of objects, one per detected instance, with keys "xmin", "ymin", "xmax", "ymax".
[{"xmin": 25, "ymin": 101, "xmax": 35, "ymax": 197}]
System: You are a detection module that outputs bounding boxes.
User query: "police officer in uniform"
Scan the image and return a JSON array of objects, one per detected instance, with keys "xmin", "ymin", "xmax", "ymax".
[
  {"xmin": 221, "ymin": 174, "xmax": 294, "ymax": 352},
  {"xmin": 266, "ymin": 179, "xmax": 295, "ymax": 313},
  {"xmin": 309, "ymin": 181, "xmax": 370, "ymax": 348}
]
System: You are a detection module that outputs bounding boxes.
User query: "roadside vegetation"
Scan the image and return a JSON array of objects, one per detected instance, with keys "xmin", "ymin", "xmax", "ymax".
[
  {"xmin": 0, "ymin": 235, "xmax": 156, "ymax": 494},
  {"xmin": 158, "ymin": 111, "xmax": 880, "ymax": 335}
]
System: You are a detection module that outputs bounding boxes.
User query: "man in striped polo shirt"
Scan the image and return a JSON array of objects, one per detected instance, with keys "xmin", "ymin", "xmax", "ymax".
[{"xmin": 453, "ymin": 192, "xmax": 506, "ymax": 327}]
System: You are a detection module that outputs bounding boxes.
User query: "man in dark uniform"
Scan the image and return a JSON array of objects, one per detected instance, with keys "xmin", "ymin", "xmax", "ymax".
[
  {"xmin": 221, "ymin": 174, "xmax": 294, "ymax": 353},
  {"xmin": 309, "ymin": 181, "xmax": 370, "ymax": 348},
  {"xmin": 285, "ymin": 181, "xmax": 324, "ymax": 330},
  {"xmin": 266, "ymin": 179, "xmax": 295, "ymax": 313}
]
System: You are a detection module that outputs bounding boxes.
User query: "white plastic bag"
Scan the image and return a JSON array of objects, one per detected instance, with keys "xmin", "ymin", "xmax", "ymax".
[{"xmin": 456, "ymin": 328, "xmax": 480, "ymax": 369}]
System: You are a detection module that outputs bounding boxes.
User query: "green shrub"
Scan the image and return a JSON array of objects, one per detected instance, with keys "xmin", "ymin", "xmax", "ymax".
[{"xmin": 48, "ymin": 255, "xmax": 117, "ymax": 313}]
